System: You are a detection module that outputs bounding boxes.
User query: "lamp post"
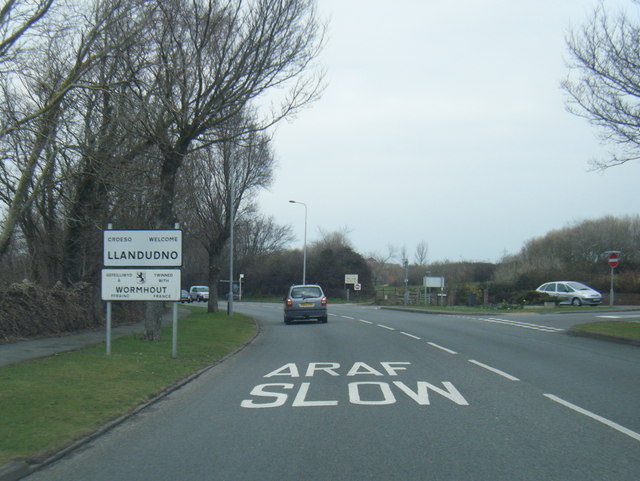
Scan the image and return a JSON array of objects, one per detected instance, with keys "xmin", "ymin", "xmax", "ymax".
[{"xmin": 289, "ymin": 200, "xmax": 307, "ymax": 284}]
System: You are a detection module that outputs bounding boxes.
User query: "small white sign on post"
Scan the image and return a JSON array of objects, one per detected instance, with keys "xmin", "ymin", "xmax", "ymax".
[
  {"xmin": 345, "ymin": 274, "xmax": 359, "ymax": 285},
  {"xmin": 423, "ymin": 276, "xmax": 445, "ymax": 288},
  {"xmin": 101, "ymin": 269, "xmax": 181, "ymax": 301}
]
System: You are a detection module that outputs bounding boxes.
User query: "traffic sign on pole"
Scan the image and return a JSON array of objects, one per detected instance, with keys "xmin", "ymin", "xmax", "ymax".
[{"xmin": 605, "ymin": 251, "xmax": 621, "ymax": 307}]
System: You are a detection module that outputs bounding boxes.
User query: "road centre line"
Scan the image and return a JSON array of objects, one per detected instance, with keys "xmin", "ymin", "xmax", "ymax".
[
  {"xmin": 351, "ymin": 317, "xmax": 458, "ymax": 355},
  {"xmin": 428, "ymin": 342, "xmax": 458, "ymax": 355},
  {"xmin": 468, "ymin": 360, "xmax": 520, "ymax": 381},
  {"xmin": 401, "ymin": 332, "xmax": 421, "ymax": 340},
  {"xmin": 341, "ymin": 315, "xmax": 355, "ymax": 320},
  {"xmin": 378, "ymin": 324, "xmax": 395, "ymax": 331},
  {"xmin": 544, "ymin": 394, "xmax": 640, "ymax": 442}
]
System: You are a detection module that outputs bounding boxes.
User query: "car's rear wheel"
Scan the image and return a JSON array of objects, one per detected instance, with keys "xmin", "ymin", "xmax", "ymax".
[
  {"xmin": 571, "ymin": 297, "xmax": 582, "ymax": 306},
  {"xmin": 319, "ymin": 316, "xmax": 328, "ymax": 323}
]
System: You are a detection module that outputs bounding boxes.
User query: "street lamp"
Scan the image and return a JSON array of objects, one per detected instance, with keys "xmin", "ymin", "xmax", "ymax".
[{"xmin": 289, "ymin": 200, "xmax": 307, "ymax": 284}]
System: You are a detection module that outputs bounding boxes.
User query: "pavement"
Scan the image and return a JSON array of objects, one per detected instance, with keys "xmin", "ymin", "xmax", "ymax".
[{"xmin": 0, "ymin": 307, "xmax": 191, "ymax": 368}]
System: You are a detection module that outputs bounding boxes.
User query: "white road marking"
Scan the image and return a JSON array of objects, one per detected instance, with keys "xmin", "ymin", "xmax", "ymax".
[
  {"xmin": 476, "ymin": 317, "xmax": 563, "ymax": 333},
  {"xmin": 428, "ymin": 342, "xmax": 458, "ymax": 355},
  {"xmin": 468, "ymin": 360, "xmax": 520, "ymax": 381},
  {"xmin": 544, "ymin": 394, "xmax": 640, "ymax": 442},
  {"xmin": 378, "ymin": 324, "xmax": 395, "ymax": 331},
  {"xmin": 598, "ymin": 314, "xmax": 640, "ymax": 319},
  {"xmin": 341, "ymin": 315, "xmax": 355, "ymax": 320},
  {"xmin": 358, "ymin": 319, "xmax": 373, "ymax": 324},
  {"xmin": 401, "ymin": 332, "xmax": 421, "ymax": 340}
]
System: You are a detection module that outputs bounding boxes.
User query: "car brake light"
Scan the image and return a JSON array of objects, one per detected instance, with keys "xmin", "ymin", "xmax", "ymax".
[
  {"xmin": 321, "ymin": 296, "xmax": 327, "ymax": 306},
  {"xmin": 286, "ymin": 297, "xmax": 293, "ymax": 307}
]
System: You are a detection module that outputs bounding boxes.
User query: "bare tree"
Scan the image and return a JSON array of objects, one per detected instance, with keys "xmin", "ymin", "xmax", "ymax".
[
  {"xmin": 0, "ymin": 0, "xmax": 54, "ymax": 63},
  {"xmin": 414, "ymin": 241, "xmax": 429, "ymax": 266},
  {"xmin": 235, "ymin": 210, "xmax": 295, "ymax": 261},
  {"xmin": 563, "ymin": 1, "xmax": 640, "ymax": 168},
  {"xmin": 129, "ymin": 0, "xmax": 324, "ymax": 230},
  {"xmin": 125, "ymin": 0, "xmax": 323, "ymax": 336},
  {"xmin": 0, "ymin": 0, "xmax": 154, "ymax": 258},
  {"xmin": 178, "ymin": 122, "xmax": 275, "ymax": 313}
]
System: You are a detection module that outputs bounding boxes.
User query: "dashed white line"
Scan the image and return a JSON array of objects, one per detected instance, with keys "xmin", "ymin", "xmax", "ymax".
[
  {"xmin": 428, "ymin": 342, "xmax": 458, "ymax": 355},
  {"xmin": 341, "ymin": 315, "xmax": 355, "ymax": 320},
  {"xmin": 544, "ymin": 394, "xmax": 640, "ymax": 442},
  {"xmin": 401, "ymin": 332, "xmax": 421, "ymax": 340},
  {"xmin": 378, "ymin": 324, "xmax": 395, "ymax": 331},
  {"xmin": 468, "ymin": 360, "xmax": 520, "ymax": 381},
  {"xmin": 358, "ymin": 319, "xmax": 373, "ymax": 324}
]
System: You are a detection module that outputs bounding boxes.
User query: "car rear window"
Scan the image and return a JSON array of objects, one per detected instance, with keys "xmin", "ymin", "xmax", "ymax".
[{"xmin": 291, "ymin": 287, "xmax": 322, "ymax": 298}]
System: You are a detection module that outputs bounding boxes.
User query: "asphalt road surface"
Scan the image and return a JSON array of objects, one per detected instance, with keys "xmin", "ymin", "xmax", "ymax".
[{"xmin": 24, "ymin": 304, "xmax": 640, "ymax": 481}]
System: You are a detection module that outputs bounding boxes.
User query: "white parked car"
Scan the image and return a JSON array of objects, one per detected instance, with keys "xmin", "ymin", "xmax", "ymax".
[
  {"xmin": 535, "ymin": 281, "xmax": 602, "ymax": 306},
  {"xmin": 189, "ymin": 285, "xmax": 209, "ymax": 302}
]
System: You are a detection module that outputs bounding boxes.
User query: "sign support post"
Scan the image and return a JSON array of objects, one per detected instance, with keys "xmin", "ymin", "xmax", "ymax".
[
  {"xmin": 106, "ymin": 299, "xmax": 112, "ymax": 356},
  {"xmin": 172, "ymin": 222, "xmax": 179, "ymax": 358},
  {"xmin": 172, "ymin": 301, "xmax": 178, "ymax": 358},
  {"xmin": 606, "ymin": 251, "xmax": 620, "ymax": 307},
  {"xmin": 106, "ymin": 223, "xmax": 113, "ymax": 356}
]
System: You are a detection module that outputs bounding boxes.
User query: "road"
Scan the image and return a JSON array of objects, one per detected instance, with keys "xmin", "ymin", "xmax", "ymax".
[{"xmin": 24, "ymin": 304, "xmax": 640, "ymax": 481}]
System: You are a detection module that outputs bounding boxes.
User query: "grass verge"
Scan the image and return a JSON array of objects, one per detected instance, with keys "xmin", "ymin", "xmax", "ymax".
[
  {"xmin": 570, "ymin": 321, "xmax": 640, "ymax": 342},
  {"xmin": 0, "ymin": 306, "xmax": 256, "ymax": 466}
]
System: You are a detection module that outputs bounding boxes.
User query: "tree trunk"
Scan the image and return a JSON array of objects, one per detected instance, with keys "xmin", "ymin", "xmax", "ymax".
[
  {"xmin": 144, "ymin": 144, "xmax": 188, "ymax": 339},
  {"xmin": 206, "ymin": 234, "xmax": 230, "ymax": 313}
]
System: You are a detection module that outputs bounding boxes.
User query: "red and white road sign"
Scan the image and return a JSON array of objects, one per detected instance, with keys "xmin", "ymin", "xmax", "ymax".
[{"xmin": 608, "ymin": 253, "xmax": 620, "ymax": 268}]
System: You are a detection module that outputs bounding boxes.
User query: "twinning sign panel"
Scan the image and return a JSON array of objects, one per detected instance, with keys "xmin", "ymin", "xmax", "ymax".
[
  {"xmin": 104, "ymin": 230, "xmax": 182, "ymax": 267},
  {"xmin": 102, "ymin": 269, "xmax": 181, "ymax": 301}
]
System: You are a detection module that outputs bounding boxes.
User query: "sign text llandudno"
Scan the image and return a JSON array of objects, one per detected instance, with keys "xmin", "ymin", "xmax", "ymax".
[{"xmin": 103, "ymin": 230, "xmax": 182, "ymax": 267}]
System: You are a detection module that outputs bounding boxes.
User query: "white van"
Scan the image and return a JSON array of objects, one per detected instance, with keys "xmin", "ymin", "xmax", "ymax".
[{"xmin": 189, "ymin": 285, "xmax": 209, "ymax": 302}]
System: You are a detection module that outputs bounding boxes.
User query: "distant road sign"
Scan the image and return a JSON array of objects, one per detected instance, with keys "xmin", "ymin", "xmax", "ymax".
[
  {"xmin": 608, "ymin": 253, "xmax": 620, "ymax": 268},
  {"xmin": 423, "ymin": 276, "xmax": 445, "ymax": 288},
  {"xmin": 345, "ymin": 274, "xmax": 358, "ymax": 285}
]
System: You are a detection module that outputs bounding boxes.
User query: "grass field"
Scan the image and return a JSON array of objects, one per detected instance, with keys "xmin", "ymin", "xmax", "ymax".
[{"xmin": 0, "ymin": 306, "xmax": 256, "ymax": 465}]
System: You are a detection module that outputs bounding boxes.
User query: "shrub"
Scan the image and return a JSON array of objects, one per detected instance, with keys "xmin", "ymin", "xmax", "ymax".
[{"xmin": 0, "ymin": 282, "xmax": 145, "ymax": 342}]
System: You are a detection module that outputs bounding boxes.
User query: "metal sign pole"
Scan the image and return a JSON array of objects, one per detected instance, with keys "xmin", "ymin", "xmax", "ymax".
[
  {"xmin": 605, "ymin": 251, "xmax": 620, "ymax": 307},
  {"xmin": 106, "ymin": 301, "xmax": 112, "ymax": 356},
  {"xmin": 610, "ymin": 266, "xmax": 615, "ymax": 307},
  {"xmin": 172, "ymin": 301, "xmax": 178, "ymax": 358},
  {"xmin": 106, "ymin": 223, "xmax": 112, "ymax": 356},
  {"xmin": 172, "ymin": 222, "xmax": 180, "ymax": 357}
]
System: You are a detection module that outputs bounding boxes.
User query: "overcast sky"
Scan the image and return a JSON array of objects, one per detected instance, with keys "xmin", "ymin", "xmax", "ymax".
[{"xmin": 256, "ymin": 0, "xmax": 640, "ymax": 264}]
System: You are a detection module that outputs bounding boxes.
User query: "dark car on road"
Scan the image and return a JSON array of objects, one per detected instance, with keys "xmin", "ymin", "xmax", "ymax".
[{"xmin": 284, "ymin": 284, "xmax": 328, "ymax": 324}]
